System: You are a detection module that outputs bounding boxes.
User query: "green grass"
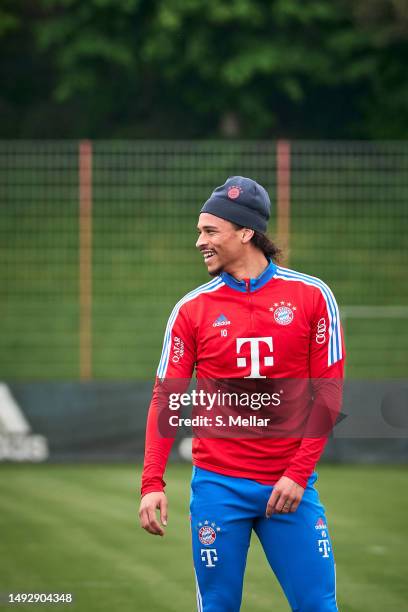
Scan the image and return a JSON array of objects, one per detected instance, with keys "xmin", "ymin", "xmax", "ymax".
[{"xmin": 0, "ymin": 464, "xmax": 407, "ymax": 611}]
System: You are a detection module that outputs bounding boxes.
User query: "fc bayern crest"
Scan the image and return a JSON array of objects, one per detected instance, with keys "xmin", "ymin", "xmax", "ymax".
[
  {"xmin": 197, "ymin": 520, "xmax": 221, "ymax": 545},
  {"xmin": 269, "ymin": 301, "xmax": 296, "ymax": 326},
  {"xmin": 227, "ymin": 185, "xmax": 242, "ymax": 200},
  {"xmin": 199, "ymin": 525, "xmax": 216, "ymax": 545}
]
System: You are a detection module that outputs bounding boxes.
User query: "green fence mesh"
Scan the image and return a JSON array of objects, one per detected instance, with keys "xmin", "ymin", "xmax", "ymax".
[{"xmin": 1, "ymin": 141, "xmax": 407, "ymax": 379}]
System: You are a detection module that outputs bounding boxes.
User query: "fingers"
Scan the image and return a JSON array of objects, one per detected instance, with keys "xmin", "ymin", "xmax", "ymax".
[
  {"xmin": 139, "ymin": 504, "xmax": 165, "ymax": 536},
  {"xmin": 266, "ymin": 490, "xmax": 291, "ymax": 516},
  {"xmin": 275, "ymin": 494, "xmax": 292, "ymax": 514},
  {"xmin": 290, "ymin": 496, "xmax": 302, "ymax": 513},
  {"xmin": 265, "ymin": 481, "xmax": 304, "ymax": 517},
  {"xmin": 265, "ymin": 487, "xmax": 280, "ymax": 517},
  {"xmin": 147, "ymin": 506, "xmax": 165, "ymax": 536},
  {"xmin": 159, "ymin": 497, "xmax": 168, "ymax": 527},
  {"xmin": 139, "ymin": 506, "xmax": 164, "ymax": 536}
]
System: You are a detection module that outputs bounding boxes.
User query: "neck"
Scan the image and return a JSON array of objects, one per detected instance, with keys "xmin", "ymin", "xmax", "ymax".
[{"xmin": 224, "ymin": 248, "xmax": 269, "ymax": 281}]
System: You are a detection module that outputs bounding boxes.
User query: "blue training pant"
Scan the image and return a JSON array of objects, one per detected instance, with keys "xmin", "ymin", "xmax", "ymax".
[{"xmin": 190, "ymin": 466, "xmax": 337, "ymax": 612}]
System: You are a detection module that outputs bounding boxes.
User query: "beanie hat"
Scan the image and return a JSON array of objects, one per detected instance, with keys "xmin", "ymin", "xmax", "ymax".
[{"xmin": 200, "ymin": 176, "xmax": 271, "ymax": 233}]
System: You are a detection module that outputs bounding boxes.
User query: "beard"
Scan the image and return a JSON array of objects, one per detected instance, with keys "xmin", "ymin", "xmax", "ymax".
[{"xmin": 208, "ymin": 264, "xmax": 223, "ymax": 277}]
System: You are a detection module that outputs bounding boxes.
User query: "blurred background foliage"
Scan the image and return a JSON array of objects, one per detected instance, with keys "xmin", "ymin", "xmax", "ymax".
[{"xmin": 1, "ymin": 0, "xmax": 408, "ymax": 139}]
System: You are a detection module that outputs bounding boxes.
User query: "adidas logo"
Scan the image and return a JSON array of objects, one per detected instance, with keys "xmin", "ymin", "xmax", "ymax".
[
  {"xmin": 315, "ymin": 517, "xmax": 327, "ymax": 530},
  {"xmin": 212, "ymin": 314, "xmax": 231, "ymax": 327}
]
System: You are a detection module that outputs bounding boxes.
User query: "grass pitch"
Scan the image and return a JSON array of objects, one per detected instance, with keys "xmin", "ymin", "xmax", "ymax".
[{"xmin": 0, "ymin": 463, "xmax": 407, "ymax": 611}]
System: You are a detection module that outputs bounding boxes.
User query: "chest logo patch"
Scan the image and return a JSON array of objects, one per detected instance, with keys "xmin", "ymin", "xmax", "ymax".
[
  {"xmin": 213, "ymin": 313, "xmax": 231, "ymax": 327},
  {"xmin": 269, "ymin": 301, "xmax": 296, "ymax": 326}
]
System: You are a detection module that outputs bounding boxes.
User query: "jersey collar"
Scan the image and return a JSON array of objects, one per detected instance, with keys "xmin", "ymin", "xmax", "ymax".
[{"xmin": 220, "ymin": 259, "xmax": 277, "ymax": 293}]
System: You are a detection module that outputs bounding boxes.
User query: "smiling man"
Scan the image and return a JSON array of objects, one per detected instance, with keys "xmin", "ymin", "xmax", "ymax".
[{"xmin": 139, "ymin": 176, "xmax": 345, "ymax": 612}]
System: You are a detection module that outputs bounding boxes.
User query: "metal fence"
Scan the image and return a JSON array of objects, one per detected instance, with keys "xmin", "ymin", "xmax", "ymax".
[{"xmin": 1, "ymin": 141, "xmax": 407, "ymax": 380}]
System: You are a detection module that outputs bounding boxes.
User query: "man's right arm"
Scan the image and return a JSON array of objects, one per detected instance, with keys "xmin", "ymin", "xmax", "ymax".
[{"xmin": 139, "ymin": 301, "xmax": 195, "ymax": 534}]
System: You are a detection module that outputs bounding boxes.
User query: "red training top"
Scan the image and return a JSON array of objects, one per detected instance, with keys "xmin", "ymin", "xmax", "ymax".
[{"xmin": 141, "ymin": 261, "xmax": 345, "ymax": 495}]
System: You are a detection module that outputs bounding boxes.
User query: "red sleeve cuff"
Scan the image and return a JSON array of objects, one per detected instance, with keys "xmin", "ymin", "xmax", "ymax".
[
  {"xmin": 141, "ymin": 478, "xmax": 166, "ymax": 497},
  {"xmin": 282, "ymin": 468, "xmax": 309, "ymax": 490}
]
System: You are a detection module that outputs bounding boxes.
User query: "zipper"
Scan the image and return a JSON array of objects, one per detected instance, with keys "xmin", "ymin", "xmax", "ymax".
[{"xmin": 245, "ymin": 279, "xmax": 255, "ymax": 332}]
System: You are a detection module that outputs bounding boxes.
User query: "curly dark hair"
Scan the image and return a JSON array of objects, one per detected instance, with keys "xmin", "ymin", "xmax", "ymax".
[
  {"xmin": 251, "ymin": 231, "xmax": 281, "ymax": 262},
  {"xmin": 232, "ymin": 223, "xmax": 281, "ymax": 263}
]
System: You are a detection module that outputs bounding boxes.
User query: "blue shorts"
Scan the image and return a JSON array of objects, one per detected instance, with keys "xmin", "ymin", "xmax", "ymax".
[{"xmin": 190, "ymin": 466, "xmax": 337, "ymax": 612}]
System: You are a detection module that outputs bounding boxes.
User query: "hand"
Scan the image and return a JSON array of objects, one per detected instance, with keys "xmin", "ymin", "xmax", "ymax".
[
  {"xmin": 139, "ymin": 491, "xmax": 168, "ymax": 536},
  {"xmin": 265, "ymin": 476, "xmax": 304, "ymax": 517}
]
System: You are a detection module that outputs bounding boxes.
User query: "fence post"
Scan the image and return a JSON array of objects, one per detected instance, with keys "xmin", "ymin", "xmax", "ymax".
[
  {"xmin": 276, "ymin": 140, "xmax": 291, "ymax": 264},
  {"xmin": 79, "ymin": 140, "xmax": 93, "ymax": 380}
]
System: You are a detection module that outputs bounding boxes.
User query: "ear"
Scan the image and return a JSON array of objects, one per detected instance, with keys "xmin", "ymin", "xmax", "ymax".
[{"xmin": 241, "ymin": 228, "xmax": 254, "ymax": 244}]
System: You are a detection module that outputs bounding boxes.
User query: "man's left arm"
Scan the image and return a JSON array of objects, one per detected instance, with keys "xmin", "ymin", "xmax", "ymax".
[{"xmin": 266, "ymin": 284, "xmax": 345, "ymax": 516}]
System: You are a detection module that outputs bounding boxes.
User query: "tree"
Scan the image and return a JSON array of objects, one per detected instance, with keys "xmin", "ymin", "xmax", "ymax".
[{"xmin": 1, "ymin": 0, "xmax": 407, "ymax": 138}]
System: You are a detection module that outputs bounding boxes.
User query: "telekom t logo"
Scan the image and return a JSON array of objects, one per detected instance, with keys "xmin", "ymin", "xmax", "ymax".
[
  {"xmin": 201, "ymin": 549, "xmax": 218, "ymax": 567},
  {"xmin": 236, "ymin": 337, "xmax": 274, "ymax": 378},
  {"xmin": 318, "ymin": 539, "xmax": 331, "ymax": 558}
]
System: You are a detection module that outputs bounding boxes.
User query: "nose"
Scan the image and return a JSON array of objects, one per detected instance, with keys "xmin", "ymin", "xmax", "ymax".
[{"xmin": 196, "ymin": 232, "xmax": 206, "ymax": 249}]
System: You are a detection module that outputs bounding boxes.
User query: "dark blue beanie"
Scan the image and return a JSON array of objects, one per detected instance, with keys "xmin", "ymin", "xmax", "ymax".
[{"xmin": 200, "ymin": 176, "xmax": 271, "ymax": 233}]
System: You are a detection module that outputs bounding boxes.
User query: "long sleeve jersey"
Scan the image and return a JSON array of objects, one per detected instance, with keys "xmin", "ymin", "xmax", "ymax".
[{"xmin": 141, "ymin": 261, "xmax": 345, "ymax": 496}]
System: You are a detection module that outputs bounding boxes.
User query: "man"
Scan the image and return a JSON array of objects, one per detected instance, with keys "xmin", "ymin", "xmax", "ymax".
[{"xmin": 139, "ymin": 176, "xmax": 345, "ymax": 611}]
